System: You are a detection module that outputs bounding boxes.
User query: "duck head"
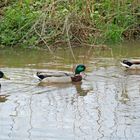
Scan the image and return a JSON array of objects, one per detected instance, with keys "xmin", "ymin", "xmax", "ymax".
[
  {"xmin": 71, "ymin": 64, "xmax": 86, "ymax": 82},
  {"xmin": 74, "ymin": 64, "xmax": 86, "ymax": 75}
]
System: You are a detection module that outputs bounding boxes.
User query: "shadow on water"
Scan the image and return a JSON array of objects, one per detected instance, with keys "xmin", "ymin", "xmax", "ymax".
[{"xmin": 0, "ymin": 42, "xmax": 140, "ymax": 140}]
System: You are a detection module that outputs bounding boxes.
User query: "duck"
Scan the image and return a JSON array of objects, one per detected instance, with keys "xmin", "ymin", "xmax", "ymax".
[
  {"xmin": 120, "ymin": 59, "xmax": 140, "ymax": 69},
  {"xmin": 36, "ymin": 64, "xmax": 86, "ymax": 84},
  {"xmin": 0, "ymin": 71, "xmax": 10, "ymax": 88}
]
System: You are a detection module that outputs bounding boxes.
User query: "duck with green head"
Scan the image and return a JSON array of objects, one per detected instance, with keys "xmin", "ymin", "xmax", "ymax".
[
  {"xmin": 36, "ymin": 64, "xmax": 86, "ymax": 83},
  {"xmin": 0, "ymin": 71, "xmax": 10, "ymax": 88}
]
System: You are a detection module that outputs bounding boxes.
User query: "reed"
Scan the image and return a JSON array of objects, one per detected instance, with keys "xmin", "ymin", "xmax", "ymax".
[{"xmin": 0, "ymin": 0, "xmax": 139, "ymax": 49}]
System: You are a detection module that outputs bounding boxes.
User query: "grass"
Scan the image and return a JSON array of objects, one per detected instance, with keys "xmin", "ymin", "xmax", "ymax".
[{"xmin": 0, "ymin": 0, "xmax": 139, "ymax": 50}]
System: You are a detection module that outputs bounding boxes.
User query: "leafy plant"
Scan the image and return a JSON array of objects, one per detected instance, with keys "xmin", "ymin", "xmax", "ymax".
[
  {"xmin": 0, "ymin": 2, "xmax": 39, "ymax": 46},
  {"xmin": 0, "ymin": 0, "xmax": 139, "ymax": 48}
]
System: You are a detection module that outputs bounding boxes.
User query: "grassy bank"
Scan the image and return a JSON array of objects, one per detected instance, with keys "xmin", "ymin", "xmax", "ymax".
[{"xmin": 0, "ymin": 0, "xmax": 140, "ymax": 50}]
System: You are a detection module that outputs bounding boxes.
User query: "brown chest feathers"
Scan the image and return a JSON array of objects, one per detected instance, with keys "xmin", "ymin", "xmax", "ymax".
[{"xmin": 71, "ymin": 75, "xmax": 82, "ymax": 82}]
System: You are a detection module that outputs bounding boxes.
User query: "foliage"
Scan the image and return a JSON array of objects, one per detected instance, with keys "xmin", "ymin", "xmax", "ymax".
[
  {"xmin": 0, "ymin": 1, "xmax": 40, "ymax": 47},
  {"xmin": 0, "ymin": 0, "xmax": 139, "ymax": 49}
]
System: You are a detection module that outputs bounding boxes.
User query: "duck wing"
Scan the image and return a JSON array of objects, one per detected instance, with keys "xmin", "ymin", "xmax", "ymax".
[{"xmin": 36, "ymin": 71, "xmax": 73, "ymax": 80}]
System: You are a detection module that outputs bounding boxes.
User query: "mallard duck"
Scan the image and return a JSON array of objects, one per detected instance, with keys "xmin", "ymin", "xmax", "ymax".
[
  {"xmin": 120, "ymin": 60, "xmax": 140, "ymax": 69},
  {"xmin": 0, "ymin": 71, "xmax": 10, "ymax": 88},
  {"xmin": 36, "ymin": 64, "xmax": 86, "ymax": 83}
]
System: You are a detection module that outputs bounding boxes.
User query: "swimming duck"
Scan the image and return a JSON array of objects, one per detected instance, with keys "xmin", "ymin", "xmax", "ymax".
[
  {"xmin": 0, "ymin": 71, "xmax": 10, "ymax": 88},
  {"xmin": 120, "ymin": 60, "xmax": 140, "ymax": 69},
  {"xmin": 36, "ymin": 64, "xmax": 86, "ymax": 83}
]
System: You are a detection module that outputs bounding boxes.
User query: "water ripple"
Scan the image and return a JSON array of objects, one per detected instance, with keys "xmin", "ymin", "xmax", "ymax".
[{"xmin": 0, "ymin": 61, "xmax": 140, "ymax": 140}]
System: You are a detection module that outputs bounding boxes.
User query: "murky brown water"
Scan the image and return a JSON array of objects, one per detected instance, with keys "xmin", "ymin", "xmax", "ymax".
[{"xmin": 0, "ymin": 42, "xmax": 140, "ymax": 140}]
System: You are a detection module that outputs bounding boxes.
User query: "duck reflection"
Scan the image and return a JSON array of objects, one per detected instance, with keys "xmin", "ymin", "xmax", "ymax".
[
  {"xmin": 118, "ymin": 73, "xmax": 130, "ymax": 104},
  {"xmin": 0, "ymin": 95, "xmax": 9, "ymax": 103},
  {"xmin": 38, "ymin": 82, "xmax": 73, "ymax": 88},
  {"xmin": 119, "ymin": 87, "xmax": 130, "ymax": 104},
  {"xmin": 73, "ymin": 82, "xmax": 92, "ymax": 96},
  {"xmin": 122, "ymin": 68, "xmax": 140, "ymax": 75},
  {"xmin": 38, "ymin": 81, "xmax": 92, "ymax": 96}
]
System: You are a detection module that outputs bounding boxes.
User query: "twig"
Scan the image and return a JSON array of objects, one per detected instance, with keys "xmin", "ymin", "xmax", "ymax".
[
  {"xmin": 64, "ymin": 14, "xmax": 77, "ymax": 62},
  {"xmin": 33, "ymin": 22, "xmax": 54, "ymax": 55}
]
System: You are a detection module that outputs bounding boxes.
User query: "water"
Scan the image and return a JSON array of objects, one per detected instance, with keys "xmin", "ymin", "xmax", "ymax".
[{"xmin": 0, "ymin": 42, "xmax": 140, "ymax": 140}]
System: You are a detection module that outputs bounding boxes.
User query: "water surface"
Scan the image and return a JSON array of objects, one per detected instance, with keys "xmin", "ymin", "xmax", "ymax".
[{"xmin": 0, "ymin": 42, "xmax": 140, "ymax": 140}]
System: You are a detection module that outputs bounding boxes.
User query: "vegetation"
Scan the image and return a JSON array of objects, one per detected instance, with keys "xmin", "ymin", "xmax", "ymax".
[{"xmin": 0, "ymin": 0, "xmax": 140, "ymax": 50}]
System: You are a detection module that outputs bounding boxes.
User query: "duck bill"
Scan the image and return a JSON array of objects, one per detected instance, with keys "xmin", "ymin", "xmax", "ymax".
[{"xmin": 3, "ymin": 75, "xmax": 10, "ymax": 80}]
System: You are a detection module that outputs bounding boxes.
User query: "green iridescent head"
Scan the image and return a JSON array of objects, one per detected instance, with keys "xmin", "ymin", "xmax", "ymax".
[{"xmin": 75, "ymin": 64, "xmax": 86, "ymax": 75}]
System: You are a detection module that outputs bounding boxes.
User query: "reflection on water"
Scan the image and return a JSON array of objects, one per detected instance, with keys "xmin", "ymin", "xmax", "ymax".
[
  {"xmin": 0, "ymin": 43, "xmax": 140, "ymax": 140},
  {"xmin": 0, "ymin": 95, "xmax": 9, "ymax": 103}
]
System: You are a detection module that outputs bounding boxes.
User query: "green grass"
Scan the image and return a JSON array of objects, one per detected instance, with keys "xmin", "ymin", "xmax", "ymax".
[{"xmin": 0, "ymin": 0, "xmax": 139, "ymax": 49}]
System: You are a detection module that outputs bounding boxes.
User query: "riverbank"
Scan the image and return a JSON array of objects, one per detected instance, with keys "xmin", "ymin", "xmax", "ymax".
[{"xmin": 0, "ymin": 0, "xmax": 140, "ymax": 50}]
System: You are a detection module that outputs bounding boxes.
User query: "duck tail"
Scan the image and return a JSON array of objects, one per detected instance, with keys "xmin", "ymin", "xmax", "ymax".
[
  {"xmin": 33, "ymin": 73, "xmax": 41, "ymax": 80},
  {"xmin": 36, "ymin": 72, "xmax": 46, "ymax": 80},
  {"xmin": 120, "ymin": 60, "xmax": 133, "ymax": 68}
]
